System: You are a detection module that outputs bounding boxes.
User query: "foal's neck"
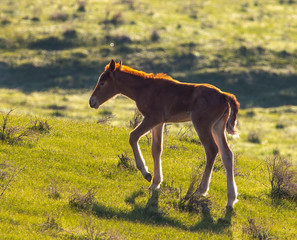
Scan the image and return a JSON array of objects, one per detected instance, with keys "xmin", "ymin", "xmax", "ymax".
[{"xmin": 115, "ymin": 71, "xmax": 149, "ymax": 102}]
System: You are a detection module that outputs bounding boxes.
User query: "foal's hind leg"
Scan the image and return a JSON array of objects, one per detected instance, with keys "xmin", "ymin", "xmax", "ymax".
[
  {"xmin": 213, "ymin": 113, "xmax": 238, "ymax": 208},
  {"xmin": 191, "ymin": 118, "xmax": 218, "ymax": 197},
  {"xmin": 150, "ymin": 123, "xmax": 164, "ymax": 190}
]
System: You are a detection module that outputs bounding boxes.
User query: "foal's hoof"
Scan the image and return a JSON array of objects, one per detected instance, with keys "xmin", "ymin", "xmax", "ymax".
[
  {"xmin": 226, "ymin": 198, "xmax": 238, "ymax": 210},
  {"xmin": 149, "ymin": 183, "xmax": 161, "ymax": 190},
  {"xmin": 144, "ymin": 173, "xmax": 152, "ymax": 182}
]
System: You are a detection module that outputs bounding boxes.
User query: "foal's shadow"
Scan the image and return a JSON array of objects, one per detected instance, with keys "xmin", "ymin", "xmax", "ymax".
[
  {"xmin": 93, "ymin": 189, "xmax": 234, "ymax": 232},
  {"xmin": 93, "ymin": 189, "xmax": 185, "ymax": 229},
  {"xmin": 190, "ymin": 204, "xmax": 234, "ymax": 232}
]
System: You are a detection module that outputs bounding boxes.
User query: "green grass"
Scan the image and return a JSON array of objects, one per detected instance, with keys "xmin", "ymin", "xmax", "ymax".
[
  {"xmin": 0, "ymin": 109, "xmax": 296, "ymax": 239},
  {"xmin": 1, "ymin": 0, "xmax": 297, "ymax": 106},
  {"xmin": 1, "ymin": 0, "xmax": 297, "ymax": 238}
]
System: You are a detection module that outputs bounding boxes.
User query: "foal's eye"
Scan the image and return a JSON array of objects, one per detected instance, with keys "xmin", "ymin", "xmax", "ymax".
[{"xmin": 99, "ymin": 81, "xmax": 105, "ymax": 86}]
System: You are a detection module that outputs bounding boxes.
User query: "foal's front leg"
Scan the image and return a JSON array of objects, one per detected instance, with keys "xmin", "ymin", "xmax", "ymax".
[
  {"xmin": 150, "ymin": 123, "xmax": 164, "ymax": 189},
  {"xmin": 129, "ymin": 118, "xmax": 159, "ymax": 182}
]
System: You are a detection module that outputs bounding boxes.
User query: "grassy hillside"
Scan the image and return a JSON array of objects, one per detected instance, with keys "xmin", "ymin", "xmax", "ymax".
[
  {"xmin": 1, "ymin": 1, "xmax": 297, "ymax": 238},
  {"xmin": 1, "ymin": 0, "xmax": 297, "ymax": 107},
  {"xmin": 0, "ymin": 112, "xmax": 296, "ymax": 239}
]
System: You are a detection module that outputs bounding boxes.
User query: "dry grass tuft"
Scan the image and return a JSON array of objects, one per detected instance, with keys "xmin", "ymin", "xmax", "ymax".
[
  {"xmin": 247, "ymin": 131, "xmax": 261, "ymax": 144},
  {"xmin": 242, "ymin": 218, "xmax": 271, "ymax": 240},
  {"xmin": 179, "ymin": 167, "xmax": 212, "ymax": 213},
  {"xmin": 29, "ymin": 119, "xmax": 51, "ymax": 133},
  {"xmin": 39, "ymin": 214, "xmax": 62, "ymax": 233},
  {"xmin": 48, "ymin": 179, "xmax": 61, "ymax": 199},
  {"xmin": 129, "ymin": 109, "xmax": 143, "ymax": 129},
  {"xmin": 49, "ymin": 12, "xmax": 69, "ymax": 22},
  {"xmin": 117, "ymin": 153, "xmax": 136, "ymax": 171},
  {"xmin": 0, "ymin": 110, "xmax": 37, "ymax": 144},
  {"xmin": 266, "ymin": 155, "xmax": 297, "ymax": 200},
  {"xmin": 69, "ymin": 188, "xmax": 97, "ymax": 211}
]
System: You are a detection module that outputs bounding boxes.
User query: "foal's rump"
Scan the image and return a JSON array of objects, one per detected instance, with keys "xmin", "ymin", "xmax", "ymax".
[{"xmin": 191, "ymin": 84, "xmax": 239, "ymax": 136}]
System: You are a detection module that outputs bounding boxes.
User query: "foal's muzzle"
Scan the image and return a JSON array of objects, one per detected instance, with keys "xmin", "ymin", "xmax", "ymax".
[{"xmin": 89, "ymin": 96, "xmax": 99, "ymax": 109}]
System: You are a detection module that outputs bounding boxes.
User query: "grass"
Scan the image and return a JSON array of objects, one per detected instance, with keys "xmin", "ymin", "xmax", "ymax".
[
  {"xmin": 1, "ymin": 0, "xmax": 297, "ymax": 107},
  {"xmin": 1, "ymin": 0, "xmax": 297, "ymax": 238},
  {"xmin": 0, "ymin": 110, "xmax": 296, "ymax": 239}
]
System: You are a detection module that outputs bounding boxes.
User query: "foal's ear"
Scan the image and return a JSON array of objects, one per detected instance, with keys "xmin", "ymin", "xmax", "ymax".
[{"xmin": 109, "ymin": 59, "xmax": 116, "ymax": 72}]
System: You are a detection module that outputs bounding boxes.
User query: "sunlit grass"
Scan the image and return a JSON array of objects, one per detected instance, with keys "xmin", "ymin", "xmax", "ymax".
[
  {"xmin": 0, "ymin": 111, "xmax": 296, "ymax": 239},
  {"xmin": 1, "ymin": 0, "xmax": 297, "ymax": 237},
  {"xmin": 1, "ymin": 88, "xmax": 297, "ymax": 164}
]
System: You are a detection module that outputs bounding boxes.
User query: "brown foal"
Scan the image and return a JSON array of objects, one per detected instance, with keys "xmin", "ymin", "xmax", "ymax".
[{"xmin": 89, "ymin": 59, "xmax": 240, "ymax": 208}]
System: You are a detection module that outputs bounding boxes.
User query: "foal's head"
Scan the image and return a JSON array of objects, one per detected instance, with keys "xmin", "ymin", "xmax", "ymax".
[{"xmin": 89, "ymin": 59, "xmax": 120, "ymax": 109}]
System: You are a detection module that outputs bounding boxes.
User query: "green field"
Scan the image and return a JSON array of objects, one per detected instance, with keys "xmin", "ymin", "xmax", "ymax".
[
  {"xmin": 1, "ymin": 0, "xmax": 297, "ymax": 239},
  {"xmin": 0, "ymin": 109, "xmax": 297, "ymax": 239}
]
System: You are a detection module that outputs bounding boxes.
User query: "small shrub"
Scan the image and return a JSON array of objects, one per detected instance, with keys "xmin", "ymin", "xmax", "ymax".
[
  {"xmin": 275, "ymin": 123, "xmax": 285, "ymax": 129},
  {"xmin": 279, "ymin": 0, "xmax": 295, "ymax": 4},
  {"xmin": 179, "ymin": 194, "xmax": 211, "ymax": 213},
  {"xmin": 247, "ymin": 131, "xmax": 261, "ymax": 144},
  {"xmin": 50, "ymin": 12, "xmax": 69, "ymax": 22},
  {"xmin": 110, "ymin": 12, "xmax": 124, "ymax": 25},
  {"xmin": 97, "ymin": 115, "xmax": 115, "ymax": 124},
  {"xmin": 77, "ymin": 0, "xmax": 87, "ymax": 12},
  {"xmin": 189, "ymin": 10, "xmax": 198, "ymax": 19},
  {"xmin": 31, "ymin": 17, "xmax": 40, "ymax": 22},
  {"xmin": 48, "ymin": 180, "xmax": 61, "ymax": 199},
  {"xmin": 39, "ymin": 214, "xmax": 63, "ymax": 235},
  {"xmin": 69, "ymin": 188, "xmax": 97, "ymax": 211},
  {"xmin": 80, "ymin": 215, "xmax": 122, "ymax": 240},
  {"xmin": 0, "ymin": 161, "xmax": 25, "ymax": 198},
  {"xmin": 1, "ymin": 17, "xmax": 11, "ymax": 25},
  {"xmin": 80, "ymin": 215, "xmax": 102, "ymax": 240},
  {"xmin": 272, "ymin": 148, "xmax": 280, "ymax": 156},
  {"xmin": 177, "ymin": 123, "xmax": 199, "ymax": 144},
  {"xmin": 117, "ymin": 153, "xmax": 136, "ymax": 171},
  {"xmin": 29, "ymin": 119, "xmax": 51, "ymax": 133},
  {"xmin": 114, "ymin": 34, "xmax": 132, "ymax": 44},
  {"xmin": 266, "ymin": 155, "xmax": 297, "ymax": 200},
  {"xmin": 63, "ymin": 28, "xmax": 77, "ymax": 38},
  {"xmin": 129, "ymin": 109, "xmax": 143, "ymax": 129},
  {"xmin": 161, "ymin": 180, "xmax": 180, "ymax": 198},
  {"xmin": 150, "ymin": 30, "xmax": 160, "ymax": 42},
  {"xmin": 242, "ymin": 218, "xmax": 271, "ymax": 240},
  {"xmin": 179, "ymin": 167, "xmax": 211, "ymax": 213},
  {"xmin": 245, "ymin": 110, "xmax": 256, "ymax": 118},
  {"xmin": 102, "ymin": 11, "xmax": 124, "ymax": 26},
  {"xmin": 0, "ymin": 110, "xmax": 36, "ymax": 144},
  {"xmin": 0, "ymin": 161, "xmax": 12, "ymax": 181}
]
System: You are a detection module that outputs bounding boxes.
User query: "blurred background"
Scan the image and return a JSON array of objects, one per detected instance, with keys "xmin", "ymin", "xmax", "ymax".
[{"xmin": 1, "ymin": 0, "xmax": 297, "ymax": 119}]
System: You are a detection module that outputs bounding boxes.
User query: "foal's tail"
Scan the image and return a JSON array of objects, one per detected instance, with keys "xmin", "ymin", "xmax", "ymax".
[{"xmin": 224, "ymin": 92, "xmax": 240, "ymax": 136}]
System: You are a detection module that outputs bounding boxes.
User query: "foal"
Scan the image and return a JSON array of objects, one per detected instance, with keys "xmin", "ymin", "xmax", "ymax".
[{"xmin": 90, "ymin": 59, "xmax": 240, "ymax": 208}]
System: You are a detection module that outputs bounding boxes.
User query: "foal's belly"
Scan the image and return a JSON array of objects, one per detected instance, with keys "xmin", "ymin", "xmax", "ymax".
[{"xmin": 164, "ymin": 111, "xmax": 191, "ymax": 123}]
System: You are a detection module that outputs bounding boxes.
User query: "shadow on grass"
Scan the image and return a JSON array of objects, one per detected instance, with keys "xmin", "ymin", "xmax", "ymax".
[
  {"xmin": 93, "ymin": 189, "xmax": 186, "ymax": 230},
  {"xmin": 0, "ymin": 61, "xmax": 101, "ymax": 92},
  {"xmin": 190, "ymin": 206, "xmax": 234, "ymax": 233},
  {"xmin": 1, "ymin": 59, "xmax": 297, "ymax": 108},
  {"xmin": 1, "ymin": 43, "xmax": 297, "ymax": 108},
  {"xmin": 92, "ymin": 189, "xmax": 234, "ymax": 233}
]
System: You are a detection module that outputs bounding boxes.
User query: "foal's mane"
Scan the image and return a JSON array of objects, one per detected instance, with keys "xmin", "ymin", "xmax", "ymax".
[{"xmin": 105, "ymin": 62, "xmax": 175, "ymax": 81}]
